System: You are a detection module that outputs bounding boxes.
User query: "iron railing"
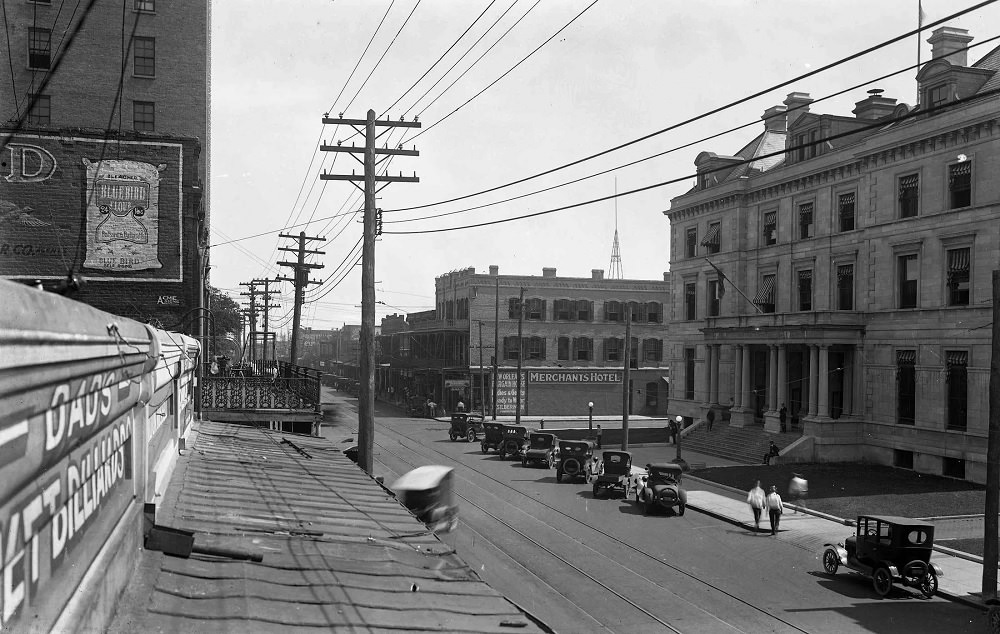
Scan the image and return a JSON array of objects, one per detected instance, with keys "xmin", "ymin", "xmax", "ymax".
[{"xmin": 202, "ymin": 360, "xmax": 322, "ymax": 412}]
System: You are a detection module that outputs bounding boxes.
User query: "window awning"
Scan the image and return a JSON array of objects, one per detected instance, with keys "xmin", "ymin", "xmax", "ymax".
[
  {"xmin": 753, "ymin": 276, "xmax": 775, "ymax": 304},
  {"xmin": 946, "ymin": 350, "xmax": 968, "ymax": 366},
  {"xmin": 700, "ymin": 223, "xmax": 720, "ymax": 247},
  {"xmin": 763, "ymin": 211, "xmax": 776, "ymax": 226},
  {"xmin": 896, "ymin": 350, "xmax": 916, "ymax": 364},
  {"xmin": 947, "ymin": 248, "xmax": 970, "ymax": 273},
  {"xmin": 950, "ymin": 161, "xmax": 971, "ymax": 178},
  {"xmin": 798, "ymin": 269, "xmax": 812, "ymax": 280},
  {"xmin": 837, "ymin": 264, "xmax": 854, "ymax": 279}
]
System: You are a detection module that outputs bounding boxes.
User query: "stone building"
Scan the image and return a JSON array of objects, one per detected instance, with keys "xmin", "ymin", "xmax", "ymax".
[
  {"xmin": 379, "ymin": 266, "xmax": 671, "ymax": 417},
  {"xmin": 665, "ymin": 27, "xmax": 999, "ymax": 483}
]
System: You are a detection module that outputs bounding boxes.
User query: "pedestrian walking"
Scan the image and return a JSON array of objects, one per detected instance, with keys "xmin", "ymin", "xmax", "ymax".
[
  {"xmin": 779, "ymin": 403, "xmax": 787, "ymax": 433},
  {"xmin": 706, "ymin": 408, "xmax": 715, "ymax": 431},
  {"xmin": 788, "ymin": 473, "xmax": 808, "ymax": 513},
  {"xmin": 596, "ymin": 424, "xmax": 603, "ymax": 449},
  {"xmin": 766, "ymin": 486, "xmax": 783, "ymax": 535},
  {"xmin": 746, "ymin": 480, "xmax": 766, "ymax": 533}
]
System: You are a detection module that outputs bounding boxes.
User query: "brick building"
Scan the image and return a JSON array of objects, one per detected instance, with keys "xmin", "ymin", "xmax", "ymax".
[
  {"xmin": 665, "ymin": 27, "xmax": 999, "ymax": 483},
  {"xmin": 379, "ymin": 266, "xmax": 671, "ymax": 417},
  {"xmin": 0, "ymin": 0, "xmax": 209, "ymax": 328}
]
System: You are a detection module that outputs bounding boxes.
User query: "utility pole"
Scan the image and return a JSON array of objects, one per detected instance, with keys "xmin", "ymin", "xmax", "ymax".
[
  {"xmin": 239, "ymin": 281, "xmax": 259, "ymax": 362},
  {"xmin": 277, "ymin": 232, "xmax": 325, "ymax": 365},
  {"xmin": 320, "ymin": 110, "xmax": 419, "ymax": 475},
  {"xmin": 515, "ymin": 288, "xmax": 524, "ymax": 425},
  {"xmin": 621, "ymin": 310, "xmax": 632, "ymax": 450},
  {"xmin": 252, "ymin": 277, "xmax": 280, "ymax": 365},
  {"xmin": 492, "ymin": 277, "xmax": 499, "ymax": 420},
  {"xmin": 984, "ymin": 270, "xmax": 1000, "ymax": 599},
  {"xmin": 478, "ymin": 321, "xmax": 487, "ymax": 419}
]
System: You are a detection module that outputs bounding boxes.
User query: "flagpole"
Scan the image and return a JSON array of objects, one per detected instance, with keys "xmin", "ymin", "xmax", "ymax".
[
  {"xmin": 704, "ymin": 258, "xmax": 763, "ymax": 314},
  {"xmin": 917, "ymin": 0, "xmax": 923, "ymax": 104}
]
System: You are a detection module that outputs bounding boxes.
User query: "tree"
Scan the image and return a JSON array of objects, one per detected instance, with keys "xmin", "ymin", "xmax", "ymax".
[{"xmin": 208, "ymin": 285, "xmax": 241, "ymax": 358}]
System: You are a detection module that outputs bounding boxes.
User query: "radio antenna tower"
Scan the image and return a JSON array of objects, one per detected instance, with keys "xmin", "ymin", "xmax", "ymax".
[{"xmin": 608, "ymin": 178, "xmax": 623, "ymax": 279}]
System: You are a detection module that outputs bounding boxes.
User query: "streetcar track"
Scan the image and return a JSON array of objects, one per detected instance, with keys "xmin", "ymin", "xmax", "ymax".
[
  {"xmin": 375, "ymin": 423, "xmax": 810, "ymax": 634},
  {"xmin": 378, "ymin": 438, "xmax": 684, "ymax": 633}
]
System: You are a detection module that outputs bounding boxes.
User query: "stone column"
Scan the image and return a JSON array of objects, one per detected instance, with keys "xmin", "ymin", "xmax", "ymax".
[
  {"xmin": 818, "ymin": 344, "xmax": 830, "ymax": 418},
  {"xmin": 703, "ymin": 345, "xmax": 713, "ymax": 405},
  {"xmin": 734, "ymin": 345, "xmax": 744, "ymax": 409},
  {"xmin": 777, "ymin": 344, "xmax": 788, "ymax": 413},
  {"xmin": 768, "ymin": 345, "xmax": 778, "ymax": 413},
  {"xmin": 843, "ymin": 348, "xmax": 853, "ymax": 416},
  {"xmin": 709, "ymin": 345, "xmax": 720, "ymax": 405},
  {"xmin": 808, "ymin": 345, "xmax": 818, "ymax": 417}
]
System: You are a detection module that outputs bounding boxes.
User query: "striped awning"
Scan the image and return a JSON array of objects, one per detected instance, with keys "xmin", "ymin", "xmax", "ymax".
[
  {"xmin": 837, "ymin": 264, "xmax": 854, "ymax": 280},
  {"xmin": 896, "ymin": 350, "xmax": 916, "ymax": 364},
  {"xmin": 899, "ymin": 174, "xmax": 918, "ymax": 193},
  {"xmin": 700, "ymin": 223, "xmax": 720, "ymax": 247},
  {"xmin": 950, "ymin": 161, "xmax": 971, "ymax": 181},
  {"xmin": 946, "ymin": 350, "xmax": 968, "ymax": 366},
  {"xmin": 763, "ymin": 210, "xmax": 776, "ymax": 227},
  {"xmin": 798, "ymin": 269, "xmax": 812, "ymax": 280},
  {"xmin": 947, "ymin": 248, "xmax": 970, "ymax": 273},
  {"xmin": 753, "ymin": 275, "xmax": 776, "ymax": 305}
]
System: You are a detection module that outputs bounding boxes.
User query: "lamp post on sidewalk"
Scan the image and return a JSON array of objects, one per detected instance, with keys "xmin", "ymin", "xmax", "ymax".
[
  {"xmin": 674, "ymin": 415, "xmax": 688, "ymax": 470},
  {"xmin": 588, "ymin": 401, "xmax": 594, "ymax": 438}
]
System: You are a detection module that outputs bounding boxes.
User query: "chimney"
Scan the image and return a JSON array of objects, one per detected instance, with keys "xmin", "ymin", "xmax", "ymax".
[
  {"xmin": 928, "ymin": 27, "xmax": 973, "ymax": 67},
  {"xmin": 761, "ymin": 105, "xmax": 787, "ymax": 132},
  {"xmin": 542, "ymin": 267, "xmax": 557, "ymax": 278},
  {"xmin": 591, "ymin": 269, "xmax": 604, "ymax": 280},
  {"xmin": 852, "ymin": 88, "xmax": 897, "ymax": 120},
  {"xmin": 663, "ymin": 272, "xmax": 670, "ymax": 282},
  {"xmin": 489, "ymin": 265, "xmax": 499, "ymax": 276},
  {"xmin": 783, "ymin": 92, "xmax": 813, "ymax": 128}
]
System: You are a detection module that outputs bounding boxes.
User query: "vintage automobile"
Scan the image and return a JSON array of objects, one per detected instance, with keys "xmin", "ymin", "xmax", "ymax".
[
  {"xmin": 634, "ymin": 463, "xmax": 687, "ymax": 515},
  {"xmin": 391, "ymin": 465, "xmax": 459, "ymax": 533},
  {"xmin": 592, "ymin": 450, "xmax": 633, "ymax": 498},
  {"xmin": 448, "ymin": 412, "xmax": 484, "ymax": 442},
  {"xmin": 821, "ymin": 515, "xmax": 943, "ymax": 598},
  {"xmin": 498, "ymin": 424, "xmax": 529, "ymax": 459},
  {"xmin": 556, "ymin": 440, "xmax": 597, "ymax": 483},
  {"xmin": 522, "ymin": 432, "xmax": 559, "ymax": 468},
  {"xmin": 480, "ymin": 422, "xmax": 506, "ymax": 454}
]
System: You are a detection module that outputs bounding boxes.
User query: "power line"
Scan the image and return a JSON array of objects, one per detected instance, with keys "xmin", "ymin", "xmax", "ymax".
[
  {"xmin": 384, "ymin": 31, "xmax": 1000, "ymax": 226},
  {"xmin": 382, "ymin": 86, "xmax": 1000, "ymax": 235},
  {"xmin": 382, "ymin": 0, "xmax": 998, "ymax": 213}
]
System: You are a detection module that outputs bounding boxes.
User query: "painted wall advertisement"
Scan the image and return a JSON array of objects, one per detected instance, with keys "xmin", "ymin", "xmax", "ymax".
[
  {"xmin": 494, "ymin": 370, "xmax": 526, "ymax": 415},
  {"xmin": 0, "ymin": 136, "xmax": 183, "ymax": 281}
]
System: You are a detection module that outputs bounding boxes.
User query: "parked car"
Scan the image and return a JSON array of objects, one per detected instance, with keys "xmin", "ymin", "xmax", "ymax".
[
  {"xmin": 634, "ymin": 463, "xmax": 687, "ymax": 515},
  {"xmin": 448, "ymin": 412, "xmax": 484, "ymax": 442},
  {"xmin": 592, "ymin": 450, "xmax": 632, "ymax": 498},
  {"xmin": 480, "ymin": 422, "xmax": 505, "ymax": 454},
  {"xmin": 522, "ymin": 432, "xmax": 559, "ymax": 468},
  {"xmin": 391, "ymin": 465, "xmax": 458, "ymax": 533},
  {"xmin": 556, "ymin": 440, "xmax": 597, "ymax": 483},
  {"xmin": 821, "ymin": 515, "xmax": 943, "ymax": 597},
  {"xmin": 499, "ymin": 424, "xmax": 528, "ymax": 459}
]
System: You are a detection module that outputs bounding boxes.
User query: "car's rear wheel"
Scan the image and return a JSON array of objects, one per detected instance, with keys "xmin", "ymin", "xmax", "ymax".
[
  {"xmin": 873, "ymin": 567, "xmax": 893, "ymax": 597},
  {"xmin": 822, "ymin": 549, "xmax": 840, "ymax": 575},
  {"xmin": 481, "ymin": 442, "xmax": 487, "ymax": 454},
  {"xmin": 563, "ymin": 458, "xmax": 580, "ymax": 477},
  {"xmin": 918, "ymin": 571, "xmax": 937, "ymax": 598},
  {"xmin": 467, "ymin": 430, "xmax": 476, "ymax": 442}
]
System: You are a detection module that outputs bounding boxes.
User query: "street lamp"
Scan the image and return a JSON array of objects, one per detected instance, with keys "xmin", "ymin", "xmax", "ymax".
[
  {"xmin": 674, "ymin": 415, "xmax": 688, "ymax": 470},
  {"xmin": 588, "ymin": 401, "xmax": 594, "ymax": 437}
]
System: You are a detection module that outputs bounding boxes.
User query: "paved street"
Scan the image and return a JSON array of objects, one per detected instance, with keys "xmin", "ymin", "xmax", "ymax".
[{"xmin": 320, "ymin": 389, "xmax": 988, "ymax": 633}]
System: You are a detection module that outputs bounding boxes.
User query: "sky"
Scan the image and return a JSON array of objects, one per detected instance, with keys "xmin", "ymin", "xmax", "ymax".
[{"xmin": 208, "ymin": 0, "xmax": 1000, "ymax": 332}]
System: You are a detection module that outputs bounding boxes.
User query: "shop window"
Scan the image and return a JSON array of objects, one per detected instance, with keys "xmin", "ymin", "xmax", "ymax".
[
  {"xmin": 946, "ymin": 247, "xmax": 970, "ymax": 306},
  {"xmin": 838, "ymin": 192, "xmax": 855, "ymax": 232},
  {"xmin": 946, "ymin": 351, "xmax": 968, "ymax": 431},
  {"xmin": 898, "ymin": 174, "xmax": 919, "ymax": 219},
  {"xmin": 949, "ymin": 161, "xmax": 972, "ymax": 209},
  {"xmin": 837, "ymin": 264, "xmax": 854, "ymax": 310},
  {"xmin": 896, "ymin": 350, "xmax": 915, "ymax": 425}
]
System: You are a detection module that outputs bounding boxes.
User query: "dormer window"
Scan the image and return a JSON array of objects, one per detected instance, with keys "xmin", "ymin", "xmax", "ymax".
[
  {"xmin": 700, "ymin": 172, "xmax": 711, "ymax": 189},
  {"xmin": 927, "ymin": 84, "xmax": 950, "ymax": 108}
]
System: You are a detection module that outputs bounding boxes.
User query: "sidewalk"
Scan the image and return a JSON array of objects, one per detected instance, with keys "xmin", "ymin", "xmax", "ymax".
[{"xmin": 681, "ymin": 477, "xmax": 997, "ymax": 610}]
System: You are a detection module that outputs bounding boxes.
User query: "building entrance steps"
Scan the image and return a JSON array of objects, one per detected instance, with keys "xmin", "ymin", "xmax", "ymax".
[
  {"xmin": 680, "ymin": 420, "xmax": 802, "ymax": 464},
  {"xmin": 682, "ymin": 482, "xmax": 997, "ymax": 609}
]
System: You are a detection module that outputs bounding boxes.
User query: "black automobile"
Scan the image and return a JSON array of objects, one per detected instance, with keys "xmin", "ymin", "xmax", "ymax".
[
  {"xmin": 522, "ymin": 432, "xmax": 558, "ymax": 468},
  {"xmin": 592, "ymin": 450, "xmax": 633, "ymax": 498},
  {"xmin": 499, "ymin": 425, "xmax": 528, "ymax": 459},
  {"xmin": 822, "ymin": 515, "xmax": 943, "ymax": 597},
  {"xmin": 556, "ymin": 440, "xmax": 596, "ymax": 483},
  {"xmin": 634, "ymin": 463, "xmax": 687, "ymax": 515},
  {"xmin": 448, "ymin": 412, "xmax": 484, "ymax": 442},
  {"xmin": 480, "ymin": 422, "xmax": 505, "ymax": 454}
]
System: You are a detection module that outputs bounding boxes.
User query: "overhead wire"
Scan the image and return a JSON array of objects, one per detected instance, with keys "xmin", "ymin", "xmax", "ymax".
[
  {"xmin": 382, "ymin": 85, "xmax": 1000, "ymax": 235},
  {"xmin": 384, "ymin": 31, "xmax": 1000, "ymax": 225},
  {"xmin": 383, "ymin": 0, "xmax": 998, "ymax": 213}
]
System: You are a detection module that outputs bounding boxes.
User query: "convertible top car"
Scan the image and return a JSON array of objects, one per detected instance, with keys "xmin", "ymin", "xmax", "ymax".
[
  {"xmin": 391, "ymin": 465, "xmax": 458, "ymax": 533},
  {"xmin": 522, "ymin": 432, "xmax": 558, "ymax": 468},
  {"xmin": 634, "ymin": 463, "xmax": 686, "ymax": 516},
  {"xmin": 556, "ymin": 440, "xmax": 597, "ymax": 483}
]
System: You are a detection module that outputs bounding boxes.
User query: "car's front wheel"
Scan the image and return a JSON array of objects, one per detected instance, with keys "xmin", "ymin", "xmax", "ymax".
[
  {"xmin": 873, "ymin": 567, "xmax": 893, "ymax": 597},
  {"xmin": 822, "ymin": 549, "xmax": 840, "ymax": 575},
  {"xmin": 467, "ymin": 430, "xmax": 476, "ymax": 442},
  {"xmin": 918, "ymin": 571, "xmax": 938, "ymax": 598}
]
